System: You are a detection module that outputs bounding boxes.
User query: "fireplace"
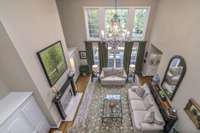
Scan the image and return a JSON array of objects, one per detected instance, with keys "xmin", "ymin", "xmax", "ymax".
[
  {"xmin": 52, "ymin": 73, "xmax": 77, "ymax": 120},
  {"xmin": 60, "ymin": 87, "xmax": 73, "ymax": 111}
]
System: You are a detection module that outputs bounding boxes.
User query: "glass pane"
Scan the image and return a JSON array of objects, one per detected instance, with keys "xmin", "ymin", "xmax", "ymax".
[
  {"xmin": 105, "ymin": 9, "xmax": 128, "ymax": 35},
  {"xmin": 108, "ymin": 47, "xmax": 114, "ymax": 67},
  {"xmin": 130, "ymin": 43, "xmax": 139, "ymax": 65},
  {"xmin": 86, "ymin": 9, "xmax": 99, "ymax": 38},
  {"xmin": 92, "ymin": 43, "xmax": 99, "ymax": 65},
  {"xmin": 115, "ymin": 45, "xmax": 125, "ymax": 68},
  {"xmin": 107, "ymin": 45, "xmax": 124, "ymax": 68},
  {"xmin": 132, "ymin": 8, "xmax": 148, "ymax": 39}
]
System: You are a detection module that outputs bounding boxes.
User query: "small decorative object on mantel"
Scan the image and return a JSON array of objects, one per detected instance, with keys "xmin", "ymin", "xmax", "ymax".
[
  {"xmin": 79, "ymin": 51, "xmax": 87, "ymax": 59},
  {"xmin": 184, "ymin": 98, "xmax": 200, "ymax": 129}
]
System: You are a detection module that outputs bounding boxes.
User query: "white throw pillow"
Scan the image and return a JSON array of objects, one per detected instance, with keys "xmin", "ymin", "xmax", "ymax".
[
  {"xmin": 143, "ymin": 95, "xmax": 154, "ymax": 110},
  {"xmin": 154, "ymin": 118, "xmax": 164, "ymax": 125},
  {"xmin": 143, "ymin": 110, "xmax": 155, "ymax": 124},
  {"xmin": 135, "ymin": 87, "xmax": 145, "ymax": 97},
  {"xmin": 131, "ymin": 86, "xmax": 138, "ymax": 92}
]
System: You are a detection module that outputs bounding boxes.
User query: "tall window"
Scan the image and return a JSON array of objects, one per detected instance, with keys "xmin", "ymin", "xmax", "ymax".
[
  {"xmin": 130, "ymin": 43, "xmax": 139, "ymax": 65},
  {"xmin": 105, "ymin": 9, "xmax": 129, "ymax": 35},
  {"xmin": 108, "ymin": 46, "xmax": 114, "ymax": 67},
  {"xmin": 92, "ymin": 43, "xmax": 99, "ymax": 65},
  {"xmin": 85, "ymin": 8, "xmax": 100, "ymax": 39},
  {"xmin": 84, "ymin": 7, "xmax": 150, "ymax": 41},
  {"xmin": 108, "ymin": 44, "xmax": 124, "ymax": 68},
  {"xmin": 132, "ymin": 8, "xmax": 149, "ymax": 40}
]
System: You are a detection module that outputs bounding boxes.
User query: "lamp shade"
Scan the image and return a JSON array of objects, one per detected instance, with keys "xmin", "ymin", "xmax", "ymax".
[
  {"xmin": 92, "ymin": 64, "xmax": 98, "ymax": 72},
  {"xmin": 129, "ymin": 64, "xmax": 135, "ymax": 72}
]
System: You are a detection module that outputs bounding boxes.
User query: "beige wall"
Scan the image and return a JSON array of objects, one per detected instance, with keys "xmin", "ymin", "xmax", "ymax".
[
  {"xmin": 56, "ymin": 0, "xmax": 158, "ymax": 50},
  {"xmin": 150, "ymin": 0, "xmax": 200, "ymax": 132},
  {"xmin": 0, "ymin": 0, "xmax": 71, "ymax": 126},
  {"xmin": 0, "ymin": 79, "xmax": 10, "ymax": 98}
]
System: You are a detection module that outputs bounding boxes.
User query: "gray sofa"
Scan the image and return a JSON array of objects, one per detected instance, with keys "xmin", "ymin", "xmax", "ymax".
[
  {"xmin": 128, "ymin": 83, "xmax": 165, "ymax": 133},
  {"xmin": 100, "ymin": 67, "xmax": 127, "ymax": 86}
]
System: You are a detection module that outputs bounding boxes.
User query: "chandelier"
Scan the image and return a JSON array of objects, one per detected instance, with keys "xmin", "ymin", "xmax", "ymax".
[{"xmin": 100, "ymin": 0, "xmax": 131, "ymax": 50}]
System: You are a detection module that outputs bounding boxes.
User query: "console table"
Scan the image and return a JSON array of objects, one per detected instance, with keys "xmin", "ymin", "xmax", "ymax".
[{"xmin": 148, "ymin": 83, "xmax": 178, "ymax": 133}]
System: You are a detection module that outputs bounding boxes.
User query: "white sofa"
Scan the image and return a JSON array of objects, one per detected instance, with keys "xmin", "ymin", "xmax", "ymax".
[
  {"xmin": 100, "ymin": 67, "xmax": 127, "ymax": 86},
  {"xmin": 128, "ymin": 84, "xmax": 165, "ymax": 133}
]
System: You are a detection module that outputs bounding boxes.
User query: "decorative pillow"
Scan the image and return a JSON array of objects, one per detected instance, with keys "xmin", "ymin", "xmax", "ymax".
[
  {"xmin": 154, "ymin": 118, "xmax": 164, "ymax": 125},
  {"xmin": 114, "ymin": 69, "xmax": 123, "ymax": 77},
  {"xmin": 103, "ymin": 68, "xmax": 113, "ymax": 77},
  {"xmin": 143, "ymin": 110, "xmax": 155, "ymax": 124},
  {"xmin": 135, "ymin": 87, "xmax": 145, "ymax": 97},
  {"xmin": 143, "ymin": 95, "xmax": 154, "ymax": 110},
  {"xmin": 131, "ymin": 86, "xmax": 138, "ymax": 92}
]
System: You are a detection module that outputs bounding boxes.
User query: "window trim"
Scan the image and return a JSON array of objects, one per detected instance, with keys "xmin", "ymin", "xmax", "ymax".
[{"xmin": 83, "ymin": 7, "xmax": 100, "ymax": 41}]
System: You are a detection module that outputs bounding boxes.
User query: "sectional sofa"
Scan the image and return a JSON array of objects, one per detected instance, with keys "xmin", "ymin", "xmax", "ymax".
[{"xmin": 128, "ymin": 83, "xmax": 165, "ymax": 133}]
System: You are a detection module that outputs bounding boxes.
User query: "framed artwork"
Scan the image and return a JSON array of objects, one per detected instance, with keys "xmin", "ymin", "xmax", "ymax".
[
  {"xmin": 37, "ymin": 41, "xmax": 67, "ymax": 87},
  {"xmin": 79, "ymin": 51, "xmax": 87, "ymax": 59},
  {"xmin": 184, "ymin": 98, "xmax": 200, "ymax": 129}
]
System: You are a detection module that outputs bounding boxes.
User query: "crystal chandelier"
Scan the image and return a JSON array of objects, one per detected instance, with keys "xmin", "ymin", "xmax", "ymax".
[{"xmin": 100, "ymin": 0, "xmax": 131, "ymax": 51}]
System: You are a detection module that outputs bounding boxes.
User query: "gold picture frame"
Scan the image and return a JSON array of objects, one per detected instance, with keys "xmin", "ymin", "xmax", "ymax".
[{"xmin": 184, "ymin": 98, "xmax": 200, "ymax": 129}]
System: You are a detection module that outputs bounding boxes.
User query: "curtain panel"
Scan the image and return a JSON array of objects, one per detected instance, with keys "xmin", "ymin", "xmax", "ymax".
[
  {"xmin": 85, "ymin": 41, "xmax": 94, "ymax": 73},
  {"xmin": 123, "ymin": 42, "xmax": 133, "ymax": 74},
  {"xmin": 135, "ymin": 41, "xmax": 147, "ymax": 75},
  {"xmin": 98, "ymin": 42, "xmax": 108, "ymax": 70}
]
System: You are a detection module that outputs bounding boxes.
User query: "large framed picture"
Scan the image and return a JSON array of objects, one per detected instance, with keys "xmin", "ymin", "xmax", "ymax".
[
  {"xmin": 184, "ymin": 98, "xmax": 200, "ymax": 129},
  {"xmin": 79, "ymin": 51, "xmax": 87, "ymax": 59},
  {"xmin": 37, "ymin": 41, "xmax": 67, "ymax": 87}
]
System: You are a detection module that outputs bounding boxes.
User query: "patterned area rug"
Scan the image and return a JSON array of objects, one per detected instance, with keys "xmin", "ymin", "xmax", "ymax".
[{"xmin": 68, "ymin": 81, "xmax": 134, "ymax": 133}]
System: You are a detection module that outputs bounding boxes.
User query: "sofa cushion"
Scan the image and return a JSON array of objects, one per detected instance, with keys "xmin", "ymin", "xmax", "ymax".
[
  {"xmin": 128, "ymin": 88, "xmax": 143, "ymax": 100},
  {"xmin": 113, "ymin": 68, "xmax": 124, "ymax": 77},
  {"xmin": 135, "ymin": 87, "xmax": 145, "ymax": 97},
  {"xmin": 102, "ymin": 67, "xmax": 113, "ymax": 77},
  {"xmin": 101, "ymin": 76, "xmax": 125, "ymax": 82},
  {"xmin": 150, "ymin": 106, "xmax": 165, "ymax": 126},
  {"xmin": 101, "ymin": 76, "xmax": 126, "ymax": 85},
  {"xmin": 133, "ymin": 111, "xmax": 164, "ymax": 131},
  {"xmin": 130, "ymin": 100, "xmax": 147, "ymax": 111},
  {"xmin": 143, "ymin": 110, "xmax": 155, "ymax": 124},
  {"xmin": 143, "ymin": 95, "xmax": 154, "ymax": 110},
  {"xmin": 140, "ymin": 122, "xmax": 163, "ymax": 131}
]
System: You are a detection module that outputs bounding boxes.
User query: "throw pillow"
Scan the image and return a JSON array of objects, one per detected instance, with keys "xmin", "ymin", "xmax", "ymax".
[
  {"xmin": 143, "ymin": 110, "xmax": 155, "ymax": 124},
  {"xmin": 135, "ymin": 87, "xmax": 145, "ymax": 97},
  {"xmin": 143, "ymin": 95, "xmax": 154, "ymax": 110},
  {"xmin": 154, "ymin": 118, "xmax": 164, "ymax": 125},
  {"xmin": 131, "ymin": 86, "xmax": 138, "ymax": 92}
]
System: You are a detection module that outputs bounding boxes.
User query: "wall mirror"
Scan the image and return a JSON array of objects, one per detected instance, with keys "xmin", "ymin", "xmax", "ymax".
[{"xmin": 161, "ymin": 55, "xmax": 186, "ymax": 100}]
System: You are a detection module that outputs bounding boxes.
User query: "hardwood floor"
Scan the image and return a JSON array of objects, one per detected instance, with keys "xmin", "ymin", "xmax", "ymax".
[
  {"xmin": 49, "ymin": 74, "xmax": 90, "ymax": 133},
  {"xmin": 138, "ymin": 75, "xmax": 152, "ymax": 85}
]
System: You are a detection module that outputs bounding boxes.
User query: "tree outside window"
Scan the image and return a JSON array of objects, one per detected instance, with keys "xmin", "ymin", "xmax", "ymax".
[{"xmin": 132, "ymin": 8, "xmax": 148, "ymax": 39}]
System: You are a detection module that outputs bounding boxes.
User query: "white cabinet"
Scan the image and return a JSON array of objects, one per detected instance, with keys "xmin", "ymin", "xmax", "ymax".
[{"xmin": 0, "ymin": 92, "xmax": 50, "ymax": 133}]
